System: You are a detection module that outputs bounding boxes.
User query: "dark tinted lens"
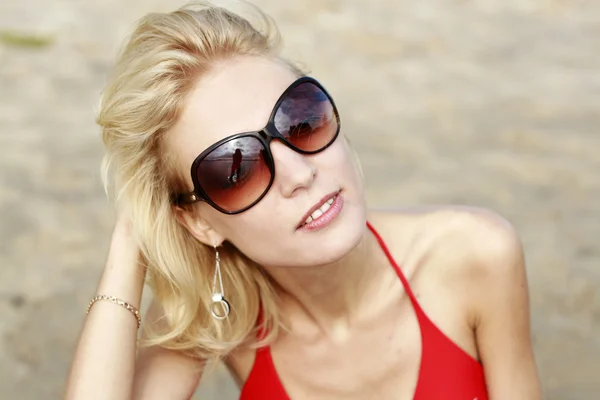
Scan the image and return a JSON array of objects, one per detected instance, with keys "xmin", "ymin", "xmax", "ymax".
[
  {"xmin": 274, "ymin": 82, "xmax": 338, "ymax": 152},
  {"xmin": 196, "ymin": 136, "xmax": 272, "ymax": 212}
]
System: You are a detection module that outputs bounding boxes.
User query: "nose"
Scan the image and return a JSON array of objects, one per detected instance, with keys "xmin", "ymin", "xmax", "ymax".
[{"xmin": 270, "ymin": 140, "xmax": 316, "ymax": 198}]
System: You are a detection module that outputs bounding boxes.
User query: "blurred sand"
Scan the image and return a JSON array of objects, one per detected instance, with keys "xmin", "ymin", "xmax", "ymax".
[{"xmin": 0, "ymin": 0, "xmax": 598, "ymax": 399}]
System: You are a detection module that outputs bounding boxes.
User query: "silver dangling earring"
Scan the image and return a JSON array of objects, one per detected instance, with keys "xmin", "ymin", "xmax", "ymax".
[{"xmin": 210, "ymin": 244, "xmax": 230, "ymax": 320}]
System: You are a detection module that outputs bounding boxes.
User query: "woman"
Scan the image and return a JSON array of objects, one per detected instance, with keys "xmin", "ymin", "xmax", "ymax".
[{"xmin": 64, "ymin": 2, "xmax": 542, "ymax": 399}]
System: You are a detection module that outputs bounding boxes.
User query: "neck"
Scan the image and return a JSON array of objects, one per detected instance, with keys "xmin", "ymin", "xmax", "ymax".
[{"xmin": 264, "ymin": 228, "xmax": 397, "ymax": 336}]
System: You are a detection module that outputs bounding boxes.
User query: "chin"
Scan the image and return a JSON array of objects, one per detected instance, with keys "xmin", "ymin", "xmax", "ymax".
[{"xmin": 289, "ymin": 199, "xmax": 367, "ymax": 267}]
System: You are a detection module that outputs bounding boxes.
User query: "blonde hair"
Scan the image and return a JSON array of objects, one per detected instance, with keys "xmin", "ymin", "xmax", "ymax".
[{"xmin": 98, "ymin": 1, "xmax": 302, "ymax": 362}]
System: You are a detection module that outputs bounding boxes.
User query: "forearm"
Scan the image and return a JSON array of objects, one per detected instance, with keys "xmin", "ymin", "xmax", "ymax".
[{"xmin": 65, "ymin": 223, "xmax": 146, "ymax": 400}]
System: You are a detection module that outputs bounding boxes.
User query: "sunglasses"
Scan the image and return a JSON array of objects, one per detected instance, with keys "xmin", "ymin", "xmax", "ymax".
[{"xmin": 174, "ymin": 76, "xmax": 340, "ymax": 214}]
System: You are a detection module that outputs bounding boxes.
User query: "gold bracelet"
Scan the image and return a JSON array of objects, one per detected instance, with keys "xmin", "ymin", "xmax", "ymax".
[{"xmin": 86, "ymin": 295, "xmax": 141, "ymax": 328}]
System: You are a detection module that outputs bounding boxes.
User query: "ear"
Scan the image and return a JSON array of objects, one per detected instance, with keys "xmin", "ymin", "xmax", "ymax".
[{"xmin": 173, "ymin": 205, "xmax": 225, "ymax": 247}]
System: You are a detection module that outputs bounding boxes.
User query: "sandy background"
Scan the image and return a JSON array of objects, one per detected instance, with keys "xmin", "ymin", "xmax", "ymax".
[{"xmin": 0, "ymin": 0, "xmax": 598, "ymax": 399}]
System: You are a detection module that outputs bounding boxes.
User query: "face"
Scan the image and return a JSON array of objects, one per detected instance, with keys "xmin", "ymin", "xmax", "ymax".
[{"xmin": 168, "ymin": 57, "xmax": 366, "ymax": 267}]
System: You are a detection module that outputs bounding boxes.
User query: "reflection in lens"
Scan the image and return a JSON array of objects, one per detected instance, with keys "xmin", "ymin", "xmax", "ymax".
[
  {"xmin": 274, "ymin": 82, "xmax": 338, "ymax": 152},
  {"xmin": 196, "ymin": 136, "xmax": 272, "ymax": 212}
]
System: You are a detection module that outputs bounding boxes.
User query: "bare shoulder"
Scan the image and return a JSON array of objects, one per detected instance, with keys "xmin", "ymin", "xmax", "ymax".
[
  {"xmin": 368, "ymin": 205, "xmax": 529, "ymax": 332},
  {"xmin": 368, "ymin": 205, "xmax": 526, "ymax": 284},
  {"xmin": 426, "ymin": 205, "xmax": 525, "ymax": 280}
]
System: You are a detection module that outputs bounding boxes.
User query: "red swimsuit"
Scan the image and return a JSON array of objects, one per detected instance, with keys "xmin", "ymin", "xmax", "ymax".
[{"xmin": 240, "ymin": 222, "xmax": 489, "ymax": 399}]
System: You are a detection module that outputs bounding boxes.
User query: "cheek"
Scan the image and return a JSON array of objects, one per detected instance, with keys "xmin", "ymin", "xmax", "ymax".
[
  {"xmin": 321, "ymin": 138, "xmax": 364, "ymax": 189},
  {"xmin": 213, "ymin": 207, "xmax": 277, "ymax": 259}
]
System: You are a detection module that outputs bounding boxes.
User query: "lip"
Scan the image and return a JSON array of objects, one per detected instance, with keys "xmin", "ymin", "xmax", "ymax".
[{"xmin": 296, "ymin": 190, "xmax": 342, "ymax": 230}]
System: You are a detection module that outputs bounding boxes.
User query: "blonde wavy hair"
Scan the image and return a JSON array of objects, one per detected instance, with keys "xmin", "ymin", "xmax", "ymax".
[{"xmin": 98, "ymin": 1, "xmax": 304, "ymax": 362}]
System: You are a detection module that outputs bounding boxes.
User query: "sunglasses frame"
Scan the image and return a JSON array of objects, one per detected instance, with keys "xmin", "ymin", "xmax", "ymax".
[{"xmin": 174, "ymin": 76, "xmax": 341, "ymax": 214}]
